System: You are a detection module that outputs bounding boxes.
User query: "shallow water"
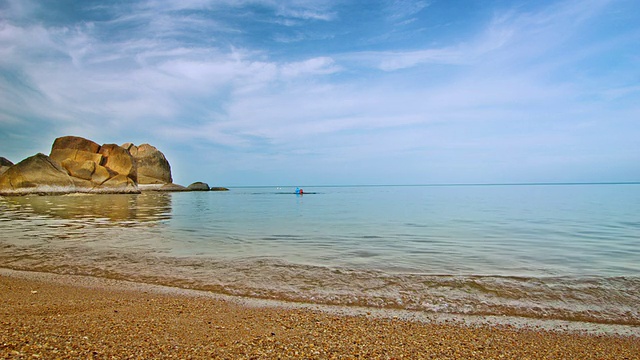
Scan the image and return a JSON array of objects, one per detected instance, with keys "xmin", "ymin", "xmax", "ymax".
[{"xmin": 0, "ymin": 184, "xmax": 638, "ymax": 325}]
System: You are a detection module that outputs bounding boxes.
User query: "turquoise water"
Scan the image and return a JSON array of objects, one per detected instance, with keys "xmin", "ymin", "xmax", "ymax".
[{"xmin": 0, "ymin": 184, "xmax": 639, "ymax": 325}]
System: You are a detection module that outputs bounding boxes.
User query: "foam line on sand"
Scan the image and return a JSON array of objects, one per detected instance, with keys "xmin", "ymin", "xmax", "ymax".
[{"xmin": 1, "ymin": 268, "xmax": 638, "ymax": 359}]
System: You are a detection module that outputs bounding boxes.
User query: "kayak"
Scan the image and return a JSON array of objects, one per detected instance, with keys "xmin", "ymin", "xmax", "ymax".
[{"xmin": 274, "ymin": 192, "xmax": 318, "ymax": 195}]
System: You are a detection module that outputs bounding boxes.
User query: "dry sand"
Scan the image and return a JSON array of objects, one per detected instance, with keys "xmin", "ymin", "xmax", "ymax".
[{"xmin": 1, "ymin": 269, "xmax": 638, "ymax": 359}]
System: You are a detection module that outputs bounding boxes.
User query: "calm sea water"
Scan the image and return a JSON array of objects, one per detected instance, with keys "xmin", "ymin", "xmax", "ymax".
[{"xmin": 1, "ymin": 184, "xmax": 638, "ymax": 325}]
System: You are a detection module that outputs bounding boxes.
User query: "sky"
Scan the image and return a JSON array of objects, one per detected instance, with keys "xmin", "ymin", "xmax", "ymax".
[{"xmin": 1, "ymin": 0, "xmax": 639, "ymax": 186}]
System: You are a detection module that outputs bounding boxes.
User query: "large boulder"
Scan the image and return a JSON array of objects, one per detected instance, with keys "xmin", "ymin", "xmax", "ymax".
[
  {"xmin": 91, "ymin": 164, "xmax": 111, "ymax": 185},
  {"xmin": 50, "ymin": 148, "xmax": 103, "ymax": 165},
  {"xmin": 60, "ymin": 159, "xmax": 96, "ymax": 180},
  {"xmin": 1, "ymin": 136, "xmax": 181, "ymax": 196},
  {"xmin": 0, "ymin": 157, "xmax": 13, "ymax": 175},
  {"xmin": 98, "ymin": 144, "xmax": 137, "ymax": 182},
  {"xmin": 94, "ymin": 174, "xmax": 139, "ymax": 194},
  {"xmin": 49, "ymin": 136, "xmax": 138, "ymax": 187},
  {"xmin": 52, "ymin": 136, "xmax": 100, "ymax": 153},
  {"xmin": 0, "ymin": 153, "xmax": 76, "ymax": 195},
  {"xmin": 127, "ymin": 143, "xmax": 172, "ymax": 184}
]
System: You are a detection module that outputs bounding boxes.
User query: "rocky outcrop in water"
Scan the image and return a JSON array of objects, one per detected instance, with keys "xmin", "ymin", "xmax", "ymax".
[
  {"xmin": 187, "ymin": 182, "xmax": 210, "ymax": 191},
  {"xmin": 185, "ymin": 182, "xmax": 228, "ymax": 191},
  {"xmin": 0, "ymin": 135, "xmax": 212, "ymax": 196}
]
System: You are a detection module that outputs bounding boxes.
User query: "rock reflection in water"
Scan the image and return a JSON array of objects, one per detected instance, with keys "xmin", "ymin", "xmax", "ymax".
[{"xmin": 0, "ymin": 192, "xmax": 172, "ymax": 222}]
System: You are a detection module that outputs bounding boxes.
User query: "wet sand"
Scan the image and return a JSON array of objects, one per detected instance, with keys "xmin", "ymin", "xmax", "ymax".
[{"xmin": 1, "ymin": 269, "xmax": 638, "ymax": 359}]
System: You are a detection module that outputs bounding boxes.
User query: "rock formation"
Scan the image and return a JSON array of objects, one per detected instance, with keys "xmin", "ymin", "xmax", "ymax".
[
  {"xmin": 154, "ymin": 183, "xmax": 188, "ymax": 191},
  {"xmin": 187, "ymin": 182, "xmax": 210, "ymax": 191},
  {"xmin": 51, "ymin": 136, "xmax": 101, "ymax": 153},
  {"xmin": 124, "ymin": 143, "xmax": 172, "ymax": 185},
  {"xmin": 0, "ymin": 136, "xmax": 199, "ymax": 196},
  {"xmin": 0, "ymin": 154, "xmax": 76, "ymax": 195},
  {"xmin": 99, "ymin": 144, "xmax": 137, "ymax": 182},
  {"xmin": 0, "ymin": 157, "xmax": 13, "ymax": 175}
]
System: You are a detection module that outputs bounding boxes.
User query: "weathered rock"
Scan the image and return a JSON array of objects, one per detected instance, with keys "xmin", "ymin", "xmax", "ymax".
[
  {"xmin": 0, "ymin": 157, "xmax": 13, "ymax": 166},
  {"xmin": 160, "ymin": 183, "xmax": 187, "ymax": 191},
  {"xmin": 98, "ymin": 144, "xmax": 137, "ymax": 182},
  {"xmin": 91, "ymin": 165, "xmax": 111, "ymax": 185},
  {"xmin": 71, "ymin": 177, "xmax": 96, "ymax": 191},
  {"xmin": 136, "ymin": 174, "xmax": 166, "ymax": 185},
  {"xmin": 130, "ymin": 144, "xmax": 172, "ymax": 184},
  {"xmin": 187, "ymin": 182, "xmax": 210, "ymax": 191},
  {"xmin": 138, "ymin": 183, "xmax": 187, "ymax": 191},
  {"xmin": 52, "ymin": 136, "xmax": 100, "ymax": 153},
  {"xmin": 0, "ymin": 157, "xmax": 13, "ymax": 175},
  {"xmin": 210, "ymin": 187, "xmax": 230, "ymax": 191},
  {"xmin": 61, "ymin": 159, "xmax": 95, "ymax": 181},
  {"xmin": 0, "ymin": 153, "xmax": 75, "ymax": 195},
  {"xmin": 50, "ymin": 149, "xmax": 103, "ymax": 165},
  {"xmin": 2, "ymin": 136, "xmax": 183, "ymax": 196},
  {"xmin": 121, "ymin": 143, "xmax": 135, "ymax": 152},
  {"xmin": 95, "ymin": 174, "xmax": 139, "ymax": 194}
]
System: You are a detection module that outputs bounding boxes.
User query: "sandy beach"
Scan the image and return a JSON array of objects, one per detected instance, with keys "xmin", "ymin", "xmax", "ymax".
[{"xmin": 1, "ymin": 269, "xmax": 638, "ymax": 359}]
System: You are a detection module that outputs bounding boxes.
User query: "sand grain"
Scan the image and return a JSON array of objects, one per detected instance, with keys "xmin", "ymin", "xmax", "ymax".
[{"xmin": 1, "ymin": 271, "xmax": 638, "ymax": 359}]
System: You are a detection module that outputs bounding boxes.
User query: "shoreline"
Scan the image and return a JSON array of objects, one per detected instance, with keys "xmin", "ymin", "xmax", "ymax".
[
  {"xmin": 1, "ymin": 268, "xmax": 639, "ymax": 337},
  {"xmin": 2, "ymin": 268, "xmax": 638, "ymax": 359}
]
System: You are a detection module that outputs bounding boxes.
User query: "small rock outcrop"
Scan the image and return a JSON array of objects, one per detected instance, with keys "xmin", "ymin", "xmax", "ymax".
[
  {"xmin": 0, "ymin": 157, "xmax": 13, "ymax": 175},
  {"xmin": 187, "ymin": 182, "xmax": 210, "ymax": 191},
  {"xmin": 158, "ymin": 183, "xmax": 188, "ymax": 191}
]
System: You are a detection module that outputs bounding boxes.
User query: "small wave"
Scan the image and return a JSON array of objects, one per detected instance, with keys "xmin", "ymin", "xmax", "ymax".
[
  {"xmin": 2, "ymin": 187, "xmax": 639, "ymax": 327},
  {"xmin": 1, "ymin": 244, "xmax": 638, "ymax": 326}
]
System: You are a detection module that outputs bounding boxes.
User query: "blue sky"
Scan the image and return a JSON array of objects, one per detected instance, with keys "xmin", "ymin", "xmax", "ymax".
[{"xmin": 1, "ymin": 0, "xmax": 639, "ymax": 186}]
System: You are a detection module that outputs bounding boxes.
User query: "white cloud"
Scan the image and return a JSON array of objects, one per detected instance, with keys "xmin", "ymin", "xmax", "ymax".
[
  {"xmin": 276, "ymin": 7, "xmax": 336, "ymax": 22},
  {"xmin": 385, "ymin": 0, "xmax": 431, "ymax": 22},
  {"xmin": 280, "ymin": 57, "xmax": 341, "ymax": 77},
  {"xmin": 361, "ymin": 48, "xmax": 467, "ymax": 71},
  {"xmin": 1, "ymin": 0, "xmax": 638, "ymax": 184},
  {"xmin": 599, "ymin": 85, "xmax": 640, "ymax": 101},
  {"xmin": 272, "ymin": 0, "xmax": 338, "ymax": 21}
]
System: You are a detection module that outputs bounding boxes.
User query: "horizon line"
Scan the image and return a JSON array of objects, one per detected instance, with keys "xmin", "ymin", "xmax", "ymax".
[{"xmin": 225, "ymin": 181, "xmax": 640, "ymax": 188}]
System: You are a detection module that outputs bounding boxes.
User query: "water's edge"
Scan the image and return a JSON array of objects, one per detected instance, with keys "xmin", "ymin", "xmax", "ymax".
[
  {"xmin": 2, "ymin": 267, "xmax": 638, "ymax": 338},
  {"xmin": 2, "ymin": 186, "xmax": 638, "ymax": 332}
]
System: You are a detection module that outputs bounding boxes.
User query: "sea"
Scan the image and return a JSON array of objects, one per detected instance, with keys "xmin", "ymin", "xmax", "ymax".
[{"xmin": 1, "ymin": 184, "xmax": 639, "ymax": 330}]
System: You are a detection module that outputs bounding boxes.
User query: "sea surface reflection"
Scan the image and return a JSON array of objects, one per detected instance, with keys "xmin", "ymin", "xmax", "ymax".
[{"xmin": 1, "ymin": 192, "xmax": 172, "ymax": 222}]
